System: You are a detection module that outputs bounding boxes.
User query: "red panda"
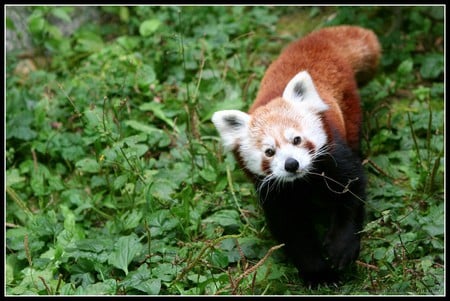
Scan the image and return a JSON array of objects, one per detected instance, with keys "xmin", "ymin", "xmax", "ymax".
[{"xmin": 212, "ymin": 25, "xmax": 381, "ymax": 284}]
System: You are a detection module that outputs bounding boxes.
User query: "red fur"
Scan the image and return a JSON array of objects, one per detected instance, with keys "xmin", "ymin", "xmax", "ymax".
[{"xmin": 249, "ymin": 26, "xmax": 381, "ymax": 153}]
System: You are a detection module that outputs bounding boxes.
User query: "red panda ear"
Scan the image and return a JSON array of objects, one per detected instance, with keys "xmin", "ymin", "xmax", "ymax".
[
  {"xmin": 212, "ymin": 110, "xmax": 250, "ymax": 150},
  {"xmin": 282, "ymin": 71, "xmax": 329, "ymax": 113}
]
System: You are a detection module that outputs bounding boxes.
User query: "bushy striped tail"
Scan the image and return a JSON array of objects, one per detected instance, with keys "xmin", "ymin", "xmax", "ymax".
[{"xmin": 318, "ymin": 25, "xmax": 382, "ymax": 84}]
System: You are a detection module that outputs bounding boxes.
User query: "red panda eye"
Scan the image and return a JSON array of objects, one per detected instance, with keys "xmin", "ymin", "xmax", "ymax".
[
  {"xmin": 264, "ymin": 148, "xmax": 275, "ymax": 157},
  {"xmin": 293, "ymin": 136, "xmax": 302, "ymax": 145}
]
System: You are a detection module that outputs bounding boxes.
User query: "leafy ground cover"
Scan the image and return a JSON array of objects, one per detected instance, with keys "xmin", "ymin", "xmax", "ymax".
[{"xmin": 5, "ymin": 6, "xmax": 444, "ymax": 295}]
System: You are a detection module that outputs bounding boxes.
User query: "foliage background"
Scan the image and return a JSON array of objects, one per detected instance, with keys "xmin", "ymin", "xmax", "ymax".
[{"xmin": 5, "ymin": 5, "xmax": 445, "ymax": 295}]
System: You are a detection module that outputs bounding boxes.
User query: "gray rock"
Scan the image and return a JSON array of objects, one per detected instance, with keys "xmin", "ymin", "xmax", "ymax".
[{"xmin": 5, "ymin": 6, "xmax": 101, "ymax": 52}]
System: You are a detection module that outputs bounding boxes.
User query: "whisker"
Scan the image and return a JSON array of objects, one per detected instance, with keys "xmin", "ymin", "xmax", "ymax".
[
  {"xmin": 257, "ymin": 173, "xmax": 278, "ymax": 204},
  {"xmin": 256, "ymin": 144, "xmax": 338, "ymax": 205},
  {"xmin": 311, "ymin": 144, "xmax": 337, "ymax": 166}
]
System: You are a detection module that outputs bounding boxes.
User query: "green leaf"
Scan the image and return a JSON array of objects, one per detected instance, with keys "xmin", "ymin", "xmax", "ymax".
[
  {"xmin": 71, "ymin": 272, "xmax": 96, "ymax": 288},
  {"xmin": 138, "ymin": 64, "xmax": 157, "ymax": 86},
  {"xmin": 150, "ymin": 179, "xmax": 177, "ymax": 202},
  {"xmin": 116, "ymin": 36, "xmax": 140, "ymax": 50},
  {"xmin": 51, "ymin": 7, "xmax": 72, "ymax": 23},
  {"xmin": 209, "ymin": 249, "xmax": 229, "ymax": 268},
  {"xmin": 147, "ymin": 131, "xmax": 172, "ymax": 148},
  {"xmin": 60, "ymin": 204, "xmax": 77, "ymax": 234},
  {"xmin": 6, "ymin": 168, "xmax": 25, "ymax": 188},
  {"xmin": 122, "ymin": 133, "xmax": 148, "ymax": 145},
  {"xmin": 138, "ymin": 102, "xmax": 179, "ymax": 133},
  {"xmin": 423, "ymin": 224, "xmax": 444, "ymax": 237},
  {"xmin": 151, "ymin": 263, "xmax": 178, "ymax": 282},
  {"xmin": 74, "ymin": 279, "xmax": 117, "ymax": 295},
  {"xmin": 121, "ymin": 143, "xmax": 149, "ymax": 159},
  {"xmin": 48, "ymin": 174, "xmax": 65, "ymax": 191},
  {"xmin": 122, "ymin": 265, "xmax": 161, "ymax": 295},
  {"xmin": 6, "ymin": 255, "xmax": 16, "ymax": 285},
  {"xmin": 6, "ymin": 17, "xmax": 16, "ymax": 30},
  {"xmin": 199, "ymin": 165, "xmax": 217, "ymax": 182},
  {"xmin": 397, "ymin": 59, "xmax": 413, "ymax": 75},
  {"xmin": 11, "ymin": 267, "xmax": 55, "ymax": 295},
  {"xmin": 202, "ymin": 97, "xmax": 245, "ymax": 122},
  {"xmin": 28, "ymin": 14, "xmax": 46, "ymax": 34},
  {"xmin": 139, "ymin": 19, "xmax": 161, "ymax": 37},
  {"xmin": 74, "ymin": 237, "xmax": 114, "ymax": 253},
  {"xmin": 120, "ymin": 209, "xmax": 143, "ymax": 231},
  {"xmin": 373, "ymin": 247, "xmax": 387, "ymax": 260},
  {"xmin": 61, "ymin": 145, "xmax": 85, "ymax": 162},
  {"xmin": 108, "ymin": 234, "xmax": 142, "ymax": 275},
  {"xmin": 119, "ymin": 7, "xmax": 129, "ymax": 22},
  {"xmin": 113, "ymin": 174, "xmax": 128, "ymax": 190},
  {"xmin": 238, "ymin": 237, "xmax": 267, "ymax": 259},
  {"xmin": 46, "ymin": 24, "xmax": 63, "ymax": 39},
  {"xmin": 83, "ymin": 107, "xmax": 102, "ymax": 128},
  {"xmin": 204, "ymin": 209, "xmax": 241, "ymax": 228},
  {"xmin": 30, "ymin": 166, "xmax": 50, "ymax": 196},
  {"xmin": 125, "ymin": 120, "xmax": 162, "ymax": 135},
  {"xmin": 75, "ymin": 30, "xmax": 104, "ymax": 53},
  {"xmin": 187, "ymin": 273, "xmax": 207, "ymax": 283},
  {"xmin": 76, "ymin": 158, "xmax": 101, "ymax": 173},
  {"xmin": 147, "ymin": 209, "xmax": 179, "ymax": 237},
  {"xmin": 420, "ymin": 53, "xmax": 444, "ymax": 79},
  {"xmin": 7, "ymin": 126, "xmax": 37, "ymax": 141},
  {"xmin": 29, "ymin": 210, "xmax": 61, "ymax": 237}
]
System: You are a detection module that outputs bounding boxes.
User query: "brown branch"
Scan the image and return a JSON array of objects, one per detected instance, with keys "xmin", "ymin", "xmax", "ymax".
[
  {"xmin": 215, "ymin": 243, "xmax": 284, "ymax": 295},
  {"xmin": 24, "ymin": 234, "xmax": 32, "ymax": 267},
  {"xmin": 366, "ymin": 158, "xmax": 396, "ymax": 180},
  {"xmin": 356, "ymin": 260, "xmax": 379, "ymax": 271},
  {"xmin": 38, "ymin": 276, "xmax": 53, "ymax": 295},
  {"xmin": 31, "ymin": 148, "xmax": 38, "ymax": 172}
]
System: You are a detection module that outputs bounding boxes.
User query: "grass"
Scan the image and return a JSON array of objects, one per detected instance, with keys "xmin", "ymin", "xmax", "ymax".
[{"xmin": 5, "ymin": 6, "xmax": 444, "ymax": 295}]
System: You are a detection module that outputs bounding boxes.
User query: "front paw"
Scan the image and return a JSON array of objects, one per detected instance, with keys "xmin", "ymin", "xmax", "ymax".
[
  {"xmin": 323, "ymin": 232, "xmax": 360, "ymax": 270},
  {"xmin": 295, "ymin": 255, "xmax": 340, "ymax": 285}
]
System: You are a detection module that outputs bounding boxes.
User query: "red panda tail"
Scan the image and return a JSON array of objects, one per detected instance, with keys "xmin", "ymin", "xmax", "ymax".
[{"xmin": 319, "ymin": 26, "xmax": 382, "ymax": 85}]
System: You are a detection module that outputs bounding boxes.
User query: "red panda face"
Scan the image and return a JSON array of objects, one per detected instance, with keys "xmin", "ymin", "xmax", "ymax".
[{"xmin": 212, "ymin": 71, "xmax": 329, "ymax": 182}]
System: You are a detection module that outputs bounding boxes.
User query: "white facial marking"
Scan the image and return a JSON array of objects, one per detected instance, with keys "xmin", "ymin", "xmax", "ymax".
[
  {"xmin": 240, "ymin": 135, "xmax": 265, "ymax": 176},
  {"xmin": 284, "ymin": 128, "xmax": 300, "ymax": 142},
  {"xmin": 262, "ymin": 137, "xmax": 275, "ymax": 150},
  {"xmin": 282, "ymin": 70, "xmax": 329, "ymax": 113},
  {"xmin": 211, "ymin": 110, "xmax": 250, "ymax": 151},
  {"xmin": 212, "ymin": 71, "xmax": 329, "ymax": 182},
  {"xmin": 271, "ymin": 144, "xmax": 312, "ymax": 180},
  {"xmin": 275, "ymin": 110, "xmax": 327, "ymax": 181}
]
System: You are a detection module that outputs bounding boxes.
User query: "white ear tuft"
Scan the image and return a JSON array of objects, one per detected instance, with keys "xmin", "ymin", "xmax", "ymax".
[
  {"xmin": 212, "ymin": 110, "xmax": 250, "ymax": 150},
  {"xmin": 282, "ymin": 71, "xmax": 329, "ymax": 113}
]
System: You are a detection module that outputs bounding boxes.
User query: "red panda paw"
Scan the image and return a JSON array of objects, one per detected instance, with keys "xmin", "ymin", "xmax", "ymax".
[{"xmin": 323, "ymin": 229, "xmax": 361, "ymax": 271}]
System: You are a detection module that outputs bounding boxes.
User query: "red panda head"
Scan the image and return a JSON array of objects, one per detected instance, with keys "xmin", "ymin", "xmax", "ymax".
[{"xmin": 212, "ymin": 71, "xmax": 329, "ymax": 182}]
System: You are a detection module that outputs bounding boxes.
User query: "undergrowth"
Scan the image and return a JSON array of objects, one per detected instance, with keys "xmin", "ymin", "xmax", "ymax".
[{"xmin": 5, "ymin": 6, "xmax": 444, "ymax": 295}]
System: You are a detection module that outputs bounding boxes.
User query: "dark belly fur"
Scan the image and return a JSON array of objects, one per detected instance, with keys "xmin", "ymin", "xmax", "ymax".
[{"xmin": 256, "ymin": 137, "xmax": 366, "ymax": 285}]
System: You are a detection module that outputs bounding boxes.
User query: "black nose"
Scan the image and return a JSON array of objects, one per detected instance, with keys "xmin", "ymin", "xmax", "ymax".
[{"xmin": 285, "ymin": 158, "xmax": 299, "ymax": 173}]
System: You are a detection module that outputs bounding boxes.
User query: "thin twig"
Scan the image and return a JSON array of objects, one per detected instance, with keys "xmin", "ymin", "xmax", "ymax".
[
  {"xmin": 234, "ymin": 238, "xmax": 248, "ymax": 270},
  {"xmin": 226, "ymin": 165, "xmax": 250, "ymax": 225},
  {"xmin": 38, "ymin": 276, "xmax": 53, "ymax": 295},
  {"xmin": 56, "ymin": 82, "xmax": 84, "ymax": 126},
  {"xmin": 407, "ymin": 111, "xmax": 422, "ymax": 165},
  {"xmin": 232, "ymin": 243, "xmax": 284, "ymax": 289},
  {"xmin": 215, "ymin": 243, "xmax": 284, "ymax": 295},
  {"xmin": 356, "ymin": 260, "xmax": 379, "ymax": 271},
  {"xmin": 309, "ymin": 171, "xmax": 366, "ymax": 205},
  {"xmin": 366, "ymin": 158, "xmax": 396, "ymax": 180},
  {"xmin": 24, "ymin": 234, "xmax": 32, "ymax": 267},
  {"xmin": 6, "ymin": 222, "xmax": 20, "ymax": 228},
  {"xmin": 173, "ymin": 234, "xmax": 242, "ymax": 284},
  {"xmin": 55, "ymin": 274, "xmax": 63, "ymax": 295},
  {"xmin": 31, "ymin": 148, "xmax": 38, "ymax": 172},
  {"xmin": 6, "ymin": 187, "xmax": 33, "ymax": 216}
]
